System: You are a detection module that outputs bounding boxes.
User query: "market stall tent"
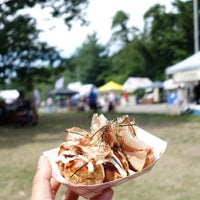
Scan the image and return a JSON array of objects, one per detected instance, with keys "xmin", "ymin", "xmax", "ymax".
[
  {"xmin": 165, "ymin": 51, "xmax": 200, "ymax": 82},
  {"xmin": 143, "ymin": 81, "xmax": 164, "ymax": 90},
  {"xmin": 122, "ymin": 77, "xmax": 152, "ymax": 93},
  {"xmin": 48, "ymin": 87, "xmax": 77, "ymax": 96},
  {"xmin": 79, "ymin": 84, "xmax": 97, "ymax": 96},
  {"xmin": 67, "ymin": 81, "xmax": 82, "ymax": 92},
  {"xmin": 70, "ymin": 84, "xmax": 97, "ymax": 103},
  {"xmin": 163, "ymin": 79, "xmax": 184, "ymax": 90},
  {"xmin": 98, "ymin": 81, "xmax": 122, "ymax": 92},
  {"xmin": 0, "ymin": 89, "xmax": 19, "ymax": 103}
]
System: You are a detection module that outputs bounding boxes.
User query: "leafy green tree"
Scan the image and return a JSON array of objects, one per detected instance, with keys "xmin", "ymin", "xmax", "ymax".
[
  {"xmin": 0, "ymin": 14, "xmax": 62, "ymax": 86},
  {"xmin": 1, "ymin": 0, "xmax": 89, "ymax": 28},
  {"xmin": 0, "ymin": 0, "xmax": 88, "ymax": 87},
  {"xmin": 111, "ymin": 10, "xmax": 130, "ymax": 44},
  {"xmin": 110, "ymin": 10, "xmax": 140, "ymax": 48},
  {"xmin": 142, "ymin": 0, "xmax": 195, "ymax": 79},
  {"xmin": 108, "ymin": 39, "xmax": 148, "ymax": 83},
  {"xmin": 109, "ymin": 0, "xmax": 198, "ymax": 82},
  {"xmin": 70, "ymin": 33, "xmax": 110, "ymax": 86},
  {"xmin": 108, "ymin": 10, "xmax": 154, "ymax": 82}
]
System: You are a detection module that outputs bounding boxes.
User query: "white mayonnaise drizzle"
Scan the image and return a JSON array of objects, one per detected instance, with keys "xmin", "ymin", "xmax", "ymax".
[
  {"xmin": 87, "ymin": 161, "xmax": 94, "ymax": 173},
  {"xmin": 109, "ymin": 153, "xmax": 127, "ymax": 177},
  {"xmin": 57, "ymin": 152, "xmax": 96, "ymax": 174}
]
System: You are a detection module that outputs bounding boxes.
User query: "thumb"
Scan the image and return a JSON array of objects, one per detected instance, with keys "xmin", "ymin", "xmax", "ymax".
[{"xmin": 31, "ymin": 155, "xmax": 52, "ymax": 200}]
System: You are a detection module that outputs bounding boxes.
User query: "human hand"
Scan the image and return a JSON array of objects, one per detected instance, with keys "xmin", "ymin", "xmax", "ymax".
[{"xmin": 31, "ymin": 155, "xmax": 113, "ymax": 200}]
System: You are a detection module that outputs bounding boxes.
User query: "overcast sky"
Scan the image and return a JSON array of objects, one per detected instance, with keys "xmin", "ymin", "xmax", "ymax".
[{"xmin": 27, "ymin": 0, "xmax": 175, "ymax": 57}]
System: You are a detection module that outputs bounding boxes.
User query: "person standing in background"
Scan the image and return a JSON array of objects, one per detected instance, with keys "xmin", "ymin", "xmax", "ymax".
[
  {"xmin": 29, "ymin": 85, "xmax": 40, "ymax": 125},
  {"xmin": 89, "ymin": 86, "xmax": 98, "ymax": 113},
  {"xmin": 107, "ymin": 91, "xmax": 115, "ymax": 112},
  {"xmin": 193, "ymin": 81, "xmax": 200, "ymax": 104},
  {"xmin": 177, "ymin": 86, "xmax": 184, "ymax": 106}
]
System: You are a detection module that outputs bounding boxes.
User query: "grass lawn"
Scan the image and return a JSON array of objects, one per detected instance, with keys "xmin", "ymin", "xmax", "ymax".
[{"xmin": 0, "ymin": 111, "xmax": 199, "ymax": 200}]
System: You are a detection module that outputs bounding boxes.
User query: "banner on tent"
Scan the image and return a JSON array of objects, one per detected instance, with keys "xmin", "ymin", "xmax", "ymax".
[{"xmin": 173, "ymin": 69, "xmax": 200, "ymax": 82}]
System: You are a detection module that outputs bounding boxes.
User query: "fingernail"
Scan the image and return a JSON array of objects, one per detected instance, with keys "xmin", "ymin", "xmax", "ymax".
[{"xmin": 37, "ymin": 155, "xmax": 45, "ymax": 170}]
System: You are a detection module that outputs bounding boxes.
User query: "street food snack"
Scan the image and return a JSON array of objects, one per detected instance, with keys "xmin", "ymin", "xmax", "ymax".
[
  {"xmin": 43, "ymin": 113, "xmax": 167, "ymax": 199},
  {"xmin": 55, "ymin": 114, "xmax": 155, "ymax": 185}
]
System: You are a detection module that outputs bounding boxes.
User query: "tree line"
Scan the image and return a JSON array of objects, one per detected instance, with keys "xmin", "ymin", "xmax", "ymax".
[{"xmin": 0, "ymin": 0, "xmax": 199, "ymax": 98}]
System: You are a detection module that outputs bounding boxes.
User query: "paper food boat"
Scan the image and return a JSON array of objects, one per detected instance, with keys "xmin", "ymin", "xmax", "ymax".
[{"xmin": 43, "ymin": 126, "xmax": 167, "ymax": 199}]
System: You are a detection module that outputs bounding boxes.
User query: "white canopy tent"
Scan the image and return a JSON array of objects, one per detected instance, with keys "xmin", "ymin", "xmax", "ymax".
[
  {"xmin": 163, "ymin": 79, "xmax": 184, "ymax": 90},
  {"xmin": 67, "ymin": 81, "xmax": 82, "ymax": 92},
  {"xmin": 165, "ymin": 51, "xmax": 200, "ymax": 82},
  {"xmin": 122, "ymin": 77, "xmax": 153, "ymax": 93},
  {"xmin": 0, "ymin": 89, "xmax": 19, "ymax": 104}
]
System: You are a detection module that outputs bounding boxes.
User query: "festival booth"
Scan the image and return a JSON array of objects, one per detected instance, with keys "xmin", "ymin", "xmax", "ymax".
[
  {"xmin": 163, "ymin": 79, "xmax": 184, "ymax": 104},
  {"xmin": 48, "ymin": 87, "xmax": 77, "ymax": 97},
  {"xmin": 122, "ymin": 77, "xmax": 152, "ymax": 93},
  {"xmin": 70, "ymin": 83, "xmax": 97, "ymax": 100},
  {"xmin": 0, "ymin": 89, "xmax": 19, "ymax": 104},
  {"xmin": 67, "ymin": 82, "xmax": 97, "ymax": 96},
  {"xmin": 165, "ymin": 51, "xmax": 200, "ymax": 82},
  {"xmin": 122, "ymin": 77, "xmax": 153, "ymax": 104},
  {"xmin": 142, "ymin": 81, "xmax": 164, "ymax": 103},
  {"xmin": 47, "ymin": 87, "xmax": 78, "ymax": 109},
  {"xmin": 67, "ymin": 81, "xmax": 82, "ymax": 92},
  {"xmin": 0, "ymin": 89, "xmax": 30, "ymax": 125},
  {"xmin": 163, "ymin": 79, "xmax": 183, "ymax": 90},
  {"xmin": 165, "ymin": 52, "xmax": 200, "ymax": 113},
  {"xmin": 68, "ymin": 83, "xmax": 97, "ymax": 111},
  {"xmin": 98, "ymin": 81, "xmax": 123, "ymax": 110},
  {"xmin": 165, "ymin": 52, "xmax": 200, "ymax": 99},
  {"xmin": 98, "ymin": 81, "xmax": 122, "ymax": 92}
]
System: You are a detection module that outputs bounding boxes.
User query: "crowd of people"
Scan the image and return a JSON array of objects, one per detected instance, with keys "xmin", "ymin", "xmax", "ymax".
[
  {"xmin": 193, "ymin": 81, "xmax": 200, "ymax": 104},
  {"xmin": 0, "ymin": 84, "xmax": 129, "ymax": 126},
  {"xmin": 45, "ymin": 89, "xmax": 123, "ymax": 114}
]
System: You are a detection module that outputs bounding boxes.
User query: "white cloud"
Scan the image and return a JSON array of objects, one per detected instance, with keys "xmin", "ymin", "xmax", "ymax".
[{"xmin": 25, "ymin": 0, "xmax": 174, "ymax": 57}]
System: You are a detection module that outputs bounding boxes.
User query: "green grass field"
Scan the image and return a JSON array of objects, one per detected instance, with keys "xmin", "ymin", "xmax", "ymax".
[{"xmin": 0, "ymin": 112, "xmax": 199, "ymax": 200}]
